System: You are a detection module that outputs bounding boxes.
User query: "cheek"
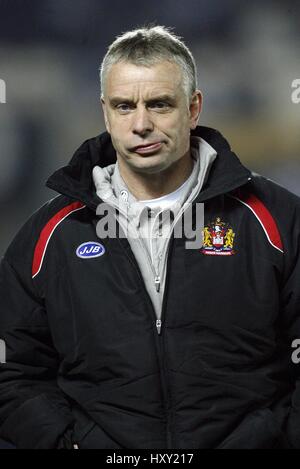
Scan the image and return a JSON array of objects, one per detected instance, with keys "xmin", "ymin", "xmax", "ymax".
[
  {"xmin": 166, "ymin": 108, "xmax": 189, "ymax": 129},
  {"xmin": 107, "ymin": 118, "xmax": 128, "ymax": 144},
  {"xmin": 161, "ymin": 114, "xmax": 190, "ymax": 144}
]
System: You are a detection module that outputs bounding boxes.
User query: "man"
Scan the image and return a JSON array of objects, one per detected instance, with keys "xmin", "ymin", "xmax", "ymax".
[{"xmin": 0, "ymin": 25, "xmax": 300, "ymax": 449}]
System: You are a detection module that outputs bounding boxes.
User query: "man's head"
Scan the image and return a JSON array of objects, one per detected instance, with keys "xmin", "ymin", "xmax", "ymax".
[{"xmin": 99, "ymin": 26, "xmax": 202, "ymax": 175}]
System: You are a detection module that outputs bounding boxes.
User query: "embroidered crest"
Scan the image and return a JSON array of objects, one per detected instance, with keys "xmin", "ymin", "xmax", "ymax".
[{"xmin": 201, "ymin": 217, "xmax": 236, "ymax": 256}]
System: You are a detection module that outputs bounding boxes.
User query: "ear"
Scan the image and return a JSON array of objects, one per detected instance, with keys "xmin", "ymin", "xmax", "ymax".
[
  {"xmin": 101, "ymin": 97, "xmax": 110, "ymax": 134},
  {"xmin": 189, "ymin": 90, "xmax": 203, "ymax": 130}
]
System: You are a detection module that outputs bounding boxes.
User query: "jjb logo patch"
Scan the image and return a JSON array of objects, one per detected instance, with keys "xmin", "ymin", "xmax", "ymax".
[
  {"xmin": 76, "ymin": 241, "xmax": 105, "ymax": 259},
  {"xmin": 201, "ymin": 217, "xmax": 236, "ymax": 256}
]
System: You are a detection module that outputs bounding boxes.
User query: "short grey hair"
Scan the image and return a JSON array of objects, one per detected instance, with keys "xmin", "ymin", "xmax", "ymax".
[{"xmin": 99, "ymin": 25, "xmax": 197, "ymax": 102}]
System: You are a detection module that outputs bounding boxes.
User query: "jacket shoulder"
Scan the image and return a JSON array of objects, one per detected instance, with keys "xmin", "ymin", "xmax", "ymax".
[
  {"xmin": 249, "ymin": 172, "xmax": 300, "ymax": 210},
  {"xmin": 234, "ymin": 173, "xmax": 300, "ymax": 261},
  {"xmin": 4, "ymin": 195, "xmax": 86, "ymax": 275}
]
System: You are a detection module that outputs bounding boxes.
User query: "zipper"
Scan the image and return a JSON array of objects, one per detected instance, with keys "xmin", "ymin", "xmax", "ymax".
[
  {"xmin": 96, "ymin": 196, "xmax": 161, "ymax": 320},
  {"xmin": 105, "ymin": 200, "xmax": 162, "ymax": 297},
  {"xmin": 157, "ymin": 234, "xmax": 176, "ymax": 448},
  {"xmin": 156, "ymin": 319, "xmax": 162, "ymax": 334},
  {"xmin": 115, "ymin": 228, "xmax": 174, "ymax": 448}
]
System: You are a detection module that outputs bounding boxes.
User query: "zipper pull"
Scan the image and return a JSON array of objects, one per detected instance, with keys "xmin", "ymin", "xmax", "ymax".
[
  {"xmin": 156, "ymin": 319, "xmax": 162, "ymax": 335},
  {"xmin": 155, "ymin": 276, "xmax": 160, "ymax": 292}
]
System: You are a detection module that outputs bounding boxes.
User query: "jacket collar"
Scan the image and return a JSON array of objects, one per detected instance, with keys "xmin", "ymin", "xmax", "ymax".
[{"xmin": 46, "ymin": 126, "xmax": 252, "ymax": 210}]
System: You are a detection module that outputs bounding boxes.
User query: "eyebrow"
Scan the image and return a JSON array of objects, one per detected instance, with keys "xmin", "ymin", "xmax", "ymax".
[{"xmin": 109, "ymin": 94, "xmax": 177, "ymax": 106}]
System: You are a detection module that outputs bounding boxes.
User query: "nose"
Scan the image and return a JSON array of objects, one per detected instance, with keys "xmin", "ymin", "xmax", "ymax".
[{"xmin": 131, "ymin": 106, "xmax": 154, "ymax": 136}]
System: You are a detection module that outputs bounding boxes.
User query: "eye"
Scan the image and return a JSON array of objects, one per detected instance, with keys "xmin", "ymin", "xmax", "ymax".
[
  {"xmin": 116, "ymin": 103, "xmax": 132, "ymax": 113},
  {"xmin": 150, "ymin": 101, "xmax": 170, "ymax": 109}
]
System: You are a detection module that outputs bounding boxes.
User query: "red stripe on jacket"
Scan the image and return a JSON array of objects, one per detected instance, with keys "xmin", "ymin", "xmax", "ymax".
[
  {"xmin": 32, "ymin": 201, "xmax": 85, "ymax": 278},
  {"xmin": 230, "ymin": 189, "xmax": 283, "ymax": 253}
]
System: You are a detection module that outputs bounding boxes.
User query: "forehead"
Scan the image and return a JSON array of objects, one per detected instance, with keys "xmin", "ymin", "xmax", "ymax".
[{"xmin": 105, "ymin": 61, "xmax": 184, "ymax": 97}]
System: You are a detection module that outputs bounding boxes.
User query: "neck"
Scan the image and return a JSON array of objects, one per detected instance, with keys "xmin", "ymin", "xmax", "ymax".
[{"xmin": 117, "ymin": 151, "xmax": 194, "ymax": 201}]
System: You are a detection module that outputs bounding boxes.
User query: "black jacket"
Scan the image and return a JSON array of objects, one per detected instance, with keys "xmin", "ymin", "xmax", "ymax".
[{"xmin": 1, "ymin": 126, "xmax": 300, "ymax": 449}]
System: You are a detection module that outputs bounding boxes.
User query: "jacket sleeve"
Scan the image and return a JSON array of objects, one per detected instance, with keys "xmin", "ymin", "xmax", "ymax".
[
  {"xmin": 277, "ymin": 201, "xmax": 300, "ymax": 449},
  {"xmin": 0, "ymin": 254, "xmax": 75, "ymax": 449}
]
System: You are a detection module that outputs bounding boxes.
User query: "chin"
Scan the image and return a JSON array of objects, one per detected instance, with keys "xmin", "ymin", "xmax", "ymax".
[{"xmin": 129, "ymin": 159, "xmax": 170, "ymax": 175}]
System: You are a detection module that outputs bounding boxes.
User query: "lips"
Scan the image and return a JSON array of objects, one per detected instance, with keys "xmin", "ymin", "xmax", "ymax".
[{"xmin": 131, "ymin": 142, "xmax": 163, "ymax": 154}]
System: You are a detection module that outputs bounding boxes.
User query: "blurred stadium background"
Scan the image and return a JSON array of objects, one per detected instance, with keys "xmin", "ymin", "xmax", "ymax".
[{"xmin": 0, "ymin": 1, "xmax": 299, "ymax": 254}]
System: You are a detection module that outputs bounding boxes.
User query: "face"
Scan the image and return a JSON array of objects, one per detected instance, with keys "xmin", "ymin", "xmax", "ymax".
[{"xmin": 101, "ymin": 61, "xmax": 202, "ymax": 174}]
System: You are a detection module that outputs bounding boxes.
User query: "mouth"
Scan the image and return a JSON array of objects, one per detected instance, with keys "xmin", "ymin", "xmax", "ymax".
[{"xmin": 131, "ymin": 142, "xmax": 163, "ymax": 155}]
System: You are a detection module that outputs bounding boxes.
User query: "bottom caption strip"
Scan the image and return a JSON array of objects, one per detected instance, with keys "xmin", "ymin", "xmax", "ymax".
[
  {"xmin": 73, "ymin": 452, "xmax": 204, "ymax": 464},
  {"xmin": 106, "ymin": 453, "xmax": 194, "ymax": 465}
]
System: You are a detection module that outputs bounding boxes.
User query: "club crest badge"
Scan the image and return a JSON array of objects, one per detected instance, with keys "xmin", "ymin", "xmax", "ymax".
[{"xmin": 201, "ymin": 217, "xmax": 236, "ymax": 256}]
